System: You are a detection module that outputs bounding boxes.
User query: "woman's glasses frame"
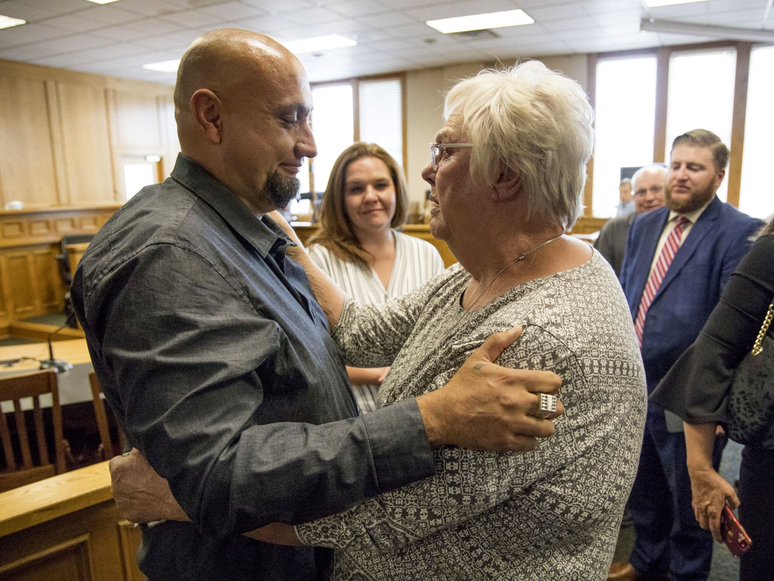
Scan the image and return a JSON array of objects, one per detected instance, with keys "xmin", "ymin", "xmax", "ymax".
[{"xmin": 429, "ymin": 143, "xmax": 473, "ymax": 171}]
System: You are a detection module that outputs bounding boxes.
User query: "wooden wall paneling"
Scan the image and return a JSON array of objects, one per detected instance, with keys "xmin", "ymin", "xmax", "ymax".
[
  {"xmin": 160, "ymin": 95, "xmax": 180, "ymax": 180},
  {"xmin": 114, "ymin": 91, "xmax": 163, "ymax": 150},
  {"xmin": 0, "ymin": 534, "xmax": 95, "ymax": 581},
  {"xmin": 0, "ymin": 254, "xmax": 11, "ymax": 326},
  {"xmin": 0, "ymin": 504, "xmax": 136, "ymax": 581},
  {"xmin": 727, "ymin": 42, "xmax": 751, "ymax": 209},
  {"xmin": 46, "ymin": 80, "xmax": 69, "ymax": 206},
  {"xmin": 117, "ymin": 521, "xmax": 144, "ymax": 581},
  {"xmin": 5, "ymin": 252, "xmax": 41, "ymax": 318},
  {"xmin": 105, "ymin": 89, "xmax": 124, "ymax": 202},
  {"xmin": 56, "ymin": 83, "xmax": 116, "ymax": 205},
  {"xmin": 0, "ymin": 76, "xmax": 60, "ymax": 207},
  {"xmin": 33, "ymin": 247, "xmax": 64, "ymax": 312},
  {"xmin": 653, "ymin": 47, "xmax": 670, "ymax": 163}
]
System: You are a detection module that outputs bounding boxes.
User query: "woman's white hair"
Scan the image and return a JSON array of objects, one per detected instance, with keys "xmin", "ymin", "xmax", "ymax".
[{"xmin": 444, "ymin": 61, "xmax": 594, "ymax": 230}]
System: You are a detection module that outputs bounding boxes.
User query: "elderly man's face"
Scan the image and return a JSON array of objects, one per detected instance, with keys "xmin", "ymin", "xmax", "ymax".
[
  {"xmin": 224, "ymin": 59, "xmax": 316, "ymax": 213},
  {"xmin": 421, "ymin": 112, "xmax": 476, "ymax": 244},
  {"xmin": 666, "ymin": 144, "xmax": 723, "ymax": 214},
  {"xmin": 632, "ymin": 170, "xmax": 666, "ymax": 214}
]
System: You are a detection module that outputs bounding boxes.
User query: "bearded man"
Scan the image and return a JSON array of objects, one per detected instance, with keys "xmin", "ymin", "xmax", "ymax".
[{"xmin": 610, "ymin": 130, "xmax": 763, "ymax": 581}]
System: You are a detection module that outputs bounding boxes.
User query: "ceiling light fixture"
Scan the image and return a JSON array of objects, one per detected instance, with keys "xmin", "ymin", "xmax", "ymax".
[
  {"xmin": 142, "ymin": 59, "xmax": 181, "ymax": 73},
  {"xmin": 0, "ymin": 15, "xmax": 26, "ymax": 30},
  {"xmin": 85, "ymin": 0, "xmax": 122, "ymax": 5},
  {"xmin": 282, "ymin": 34, "xmax": 357, "ymax": 55},
  {"xmin": 644, "ymin": 0, "xmax": 708, "ymax": 7},
  {"xmin": 640, "ymin": 18, "xmax": 774, "ymax": 43},
  {"xmin": 426, "ymin": 9, "xmax": 534, "ymax": 34}
]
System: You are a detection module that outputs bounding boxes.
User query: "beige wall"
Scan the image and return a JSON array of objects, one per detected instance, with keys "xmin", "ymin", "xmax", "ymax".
[
  {"xmin": 403, "ymin": 55, "xmax": 589, "ymax": 208},
  {"xmin": 1, "ymin": 54, "xmax": 588, "ymax": 212},
  {"xmin": 0, "ymin": 59, "xmax": 179, "ymax": 210}
]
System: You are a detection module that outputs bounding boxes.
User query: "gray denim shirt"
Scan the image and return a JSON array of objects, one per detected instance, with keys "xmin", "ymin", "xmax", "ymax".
[{"xmin": 71, "ymin": 154, "xmax": 434, "ymax": 580}]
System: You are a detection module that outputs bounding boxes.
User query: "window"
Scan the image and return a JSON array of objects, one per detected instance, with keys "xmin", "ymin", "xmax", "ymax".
[
  {"xmin": 666, "ymin": 48, "xmax": 736, "ymax": 202},
  {"xmin": 310, "ymin": 84, "xmax": 354, "ymax": 194},
  {"xmin": 302, "ymin": 76, "xmax": 404, "ymax": 197},
  {"xmin": 359, "ymin": 78, "xmax": 403, "ymax": 169},
  {"xmin": 739, "ymin": 45, "xmax": 774, "ymax": 220},
  {"xmin": 592, "ymin": 56, "xmax": 657, "ymax": 217}
]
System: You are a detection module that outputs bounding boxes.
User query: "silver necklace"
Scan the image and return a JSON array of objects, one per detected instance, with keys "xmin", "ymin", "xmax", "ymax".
[{"xmin": 460, "ymin": 233, "xmax": 564, "ymax": 316}]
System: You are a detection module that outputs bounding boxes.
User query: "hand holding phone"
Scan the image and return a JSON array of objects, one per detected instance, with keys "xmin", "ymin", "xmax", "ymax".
[{"xmin": 720, "ymin": 503, "xmax": 752, "ymax": 557}]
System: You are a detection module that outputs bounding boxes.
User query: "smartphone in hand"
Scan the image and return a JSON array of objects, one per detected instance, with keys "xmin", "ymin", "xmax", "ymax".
[{"xmin": 720, "ymin": 503, "xmax": 752, "ymax": 557}]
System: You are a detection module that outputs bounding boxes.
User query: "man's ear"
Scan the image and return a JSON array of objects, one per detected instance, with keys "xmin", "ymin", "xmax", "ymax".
[
  {"xmin": 190, "ymin": 89, "xmax": 223, "ymax": 144},
  {"xmin": 714, "ymin": 167, "xmax": 726, "ymax": 191},
  {"xmin": 491, "ymin": 170, "xmax": 522, "ymax": 202}
]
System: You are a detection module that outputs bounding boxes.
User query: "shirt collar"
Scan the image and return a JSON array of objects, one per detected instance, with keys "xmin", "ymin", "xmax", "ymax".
[
  {"xmin": 668, "ymin": 198, "xmax": 713, "ymax": 225},
  {"xmin": 169, "ymin": 154, "xmax": 294, "ymax": 258}
]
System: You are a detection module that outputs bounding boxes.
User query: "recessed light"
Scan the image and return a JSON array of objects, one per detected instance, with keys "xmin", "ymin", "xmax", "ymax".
[
  {"xmin": 85, "ymin": 0, "xmax": 122, "ymax": 5},
  {"xmin": 426, "ymin": 9, "xmax": 534, "ymax": 34},
  {"xmin": 0, "ymin": 15, "xmax": 26, "ymax": 30},
  {"xmin": 645, "ymin": 0, "xmax": 708, "ymax": 7},
  {"xmin": 282, "ymin": 34, "xmax": 357, "ymax": 55},
  {"xmin": 142, "ymin": 59, "xmax": 181, "ymax": 73}
]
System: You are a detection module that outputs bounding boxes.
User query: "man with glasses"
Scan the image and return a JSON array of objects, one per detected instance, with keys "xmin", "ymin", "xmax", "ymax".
[{"xmin": 594, "ymin": 165, "xmax": 667, "ymax": 277}]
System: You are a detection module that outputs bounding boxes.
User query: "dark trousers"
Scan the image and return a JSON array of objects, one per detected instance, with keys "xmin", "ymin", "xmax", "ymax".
[
  {"xmin": 628, "ymin": 405, "xmax": 726, "ymax": 581},
  {"xmin": 738, "ymin": 445, "xmax": 774, "ymax": 581}
]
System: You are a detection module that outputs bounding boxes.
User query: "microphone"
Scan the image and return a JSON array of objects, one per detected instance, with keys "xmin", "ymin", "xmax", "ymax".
[{"xmin": 39, "ymin": 321, "xmax": 74, "ymax": 374}]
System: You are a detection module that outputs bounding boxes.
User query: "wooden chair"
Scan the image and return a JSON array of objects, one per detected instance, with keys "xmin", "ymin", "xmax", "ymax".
[
  {"xmin": 0, "ymin": 370, "xmax": 67, "ymax": 493},
  {"xmin": 89, "ymin": 372, "xmax": 125, "ymax": 460}
]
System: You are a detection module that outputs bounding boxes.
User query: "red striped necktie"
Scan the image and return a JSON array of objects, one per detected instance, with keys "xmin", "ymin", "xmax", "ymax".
[{"xmin": 634, "ymin": 216, "xmax": 690, "ymax": 348}]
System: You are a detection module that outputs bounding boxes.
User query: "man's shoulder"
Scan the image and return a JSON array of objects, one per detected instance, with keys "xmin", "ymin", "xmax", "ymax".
[
  {"xmin": 604, "ymin": 213, "xmax": 634, "ymax": 231},
  {"xmin": 79, "ymin": 179, "xmax": 221, "ymax": 281},
  {"xmin": 714, "ymin": 199, "xmax": 761, "ymax": 227}
]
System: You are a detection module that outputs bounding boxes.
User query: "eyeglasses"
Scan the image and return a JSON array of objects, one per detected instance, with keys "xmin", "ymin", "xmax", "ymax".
[{"xmin": 429, "ymin": 142, "xmax": 473, "ymax": 171}]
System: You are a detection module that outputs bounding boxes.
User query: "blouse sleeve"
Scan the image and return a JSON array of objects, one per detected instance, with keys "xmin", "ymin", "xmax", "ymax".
[
  {"xmin": 650, "ymin": 235, "xmax": 774, "ymax": 424},
  {"xmin": 293, "ymin": 323, "xmax": 617, "ymax": 553}
]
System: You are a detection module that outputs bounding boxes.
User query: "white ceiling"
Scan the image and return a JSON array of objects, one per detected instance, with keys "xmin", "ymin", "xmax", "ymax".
[{"xmin": 0, "ymin": 0, "xmax": 771, "ymax": 84}]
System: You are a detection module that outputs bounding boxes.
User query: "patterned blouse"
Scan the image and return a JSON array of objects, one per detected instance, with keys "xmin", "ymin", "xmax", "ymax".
[{"xmin": 295, "ymin": 251, "xmax": 647, "ymax": 580}]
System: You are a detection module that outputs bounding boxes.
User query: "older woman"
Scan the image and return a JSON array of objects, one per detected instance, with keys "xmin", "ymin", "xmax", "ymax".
[
  {"xmin": 256, "ymin": 61, "xmax": 645, "ymax": 579},
  {"xmin": 112, "ymin": 62, "xmax": 646, "ymax": 579},
  {"xmin": 307, "ymin": 143, "xmax": 444, "ymax": 413}
]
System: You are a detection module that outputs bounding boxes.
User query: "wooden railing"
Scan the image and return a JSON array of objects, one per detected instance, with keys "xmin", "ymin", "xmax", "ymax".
[{"xmin": 0, "ymin": 461, "xmax": 144, "ymax": 581}]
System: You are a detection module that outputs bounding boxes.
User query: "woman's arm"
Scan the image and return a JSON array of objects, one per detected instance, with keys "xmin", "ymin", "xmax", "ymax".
[
  {"xmin": 267, "ymin": 211, "xmax": 346, "ymax": 326},
  {"xmin": 346, "ymin": 366, "xmax": 390, "ymax": 386},
  {"xmin": 684, "ymin": 422, "xmax": 739, "ymax": 542}
]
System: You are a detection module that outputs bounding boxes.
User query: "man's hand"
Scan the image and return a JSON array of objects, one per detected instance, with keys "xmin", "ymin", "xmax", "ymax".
[
  {"xmin": 416, "ymin": 326, "xmax": 563, "ymax": 452},
  {"xmin": 109, "ymin": 448, "xmax": 189, "ymax": 524}
]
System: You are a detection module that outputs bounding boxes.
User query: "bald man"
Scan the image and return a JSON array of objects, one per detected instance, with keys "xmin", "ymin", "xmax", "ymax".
[
  {"xmin": 71, "ymin": 29, "xmax": 561, "ymax": 581},
  {"xmin": 594, "ymin": 165, "xmax": 667, "ymax": 277}
]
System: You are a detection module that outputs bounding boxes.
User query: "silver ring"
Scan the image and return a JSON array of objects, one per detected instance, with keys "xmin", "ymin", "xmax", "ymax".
[{"xmin": 535, "ymin": 393, "xmax": 557, "ymax": 419}]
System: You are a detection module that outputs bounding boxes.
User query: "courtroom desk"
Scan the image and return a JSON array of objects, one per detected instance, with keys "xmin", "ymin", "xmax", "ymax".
[
  {"xmin": 0, "ymin": 340, "xmax": 93, "ymax": 412},
  {"xmin": 0, "ymin": 461, "xmax": 144, "ymax": 581}
]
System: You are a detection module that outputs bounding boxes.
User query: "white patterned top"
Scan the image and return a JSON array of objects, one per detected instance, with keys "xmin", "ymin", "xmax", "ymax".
[
  {"xmin": 308, "ymin": 231, "xmax": 445, "ymax": 413},
  {"xmin": 296, "ymin": 251, "xmax": 646, "ymax": 581}
]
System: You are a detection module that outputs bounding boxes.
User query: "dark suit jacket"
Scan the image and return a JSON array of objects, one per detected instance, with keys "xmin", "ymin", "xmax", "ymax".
[{"xmin": 620, "ymin": 196, "xmax": 762, "ymax": 394}]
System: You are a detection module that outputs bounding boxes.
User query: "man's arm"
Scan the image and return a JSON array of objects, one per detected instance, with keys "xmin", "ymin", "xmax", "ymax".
[{"xmin": 110, "ymin": 327, "xmax": 562, "ymax": 525}]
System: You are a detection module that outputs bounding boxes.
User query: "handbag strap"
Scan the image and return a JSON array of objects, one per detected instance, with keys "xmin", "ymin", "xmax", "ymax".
[{"xmin": 752, "ymin": 300, "xmax": 774, "ymax": 356}]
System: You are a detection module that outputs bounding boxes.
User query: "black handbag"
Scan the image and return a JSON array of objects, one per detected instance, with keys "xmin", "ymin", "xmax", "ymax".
[{"xmin": 727, "ymin": 300, "xmax": 774, "ymax": 448}]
